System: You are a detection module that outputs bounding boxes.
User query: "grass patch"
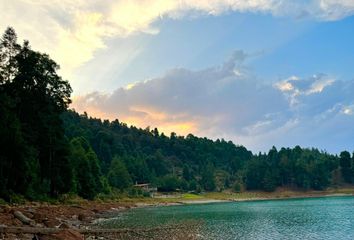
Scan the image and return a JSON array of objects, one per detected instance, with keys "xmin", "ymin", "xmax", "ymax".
[{"xmin": 181, "ymin": 193, "xmax": 203, "ymax": 200}]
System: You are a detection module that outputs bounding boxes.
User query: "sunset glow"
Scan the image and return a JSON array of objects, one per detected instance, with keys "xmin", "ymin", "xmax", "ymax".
[{"xmin": 3, "ymin": 0, "xmax": 354, "ymax": 152}]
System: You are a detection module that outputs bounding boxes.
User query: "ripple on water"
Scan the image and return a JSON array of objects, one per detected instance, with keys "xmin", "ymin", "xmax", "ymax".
[{"xmin": 97, "ymin": 196, "xmax": 354, "ymax": 240}]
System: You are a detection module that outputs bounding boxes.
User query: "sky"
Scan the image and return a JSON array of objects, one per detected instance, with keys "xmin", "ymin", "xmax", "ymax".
[{"xmin": 2, "ymin": 0, "xmax": 354, "ymax": 153}]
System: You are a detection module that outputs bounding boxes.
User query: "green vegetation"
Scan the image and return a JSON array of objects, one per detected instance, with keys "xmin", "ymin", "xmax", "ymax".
[{"xmin": 1, "ymin": 28, "xmax": 354, "ymax": 201}]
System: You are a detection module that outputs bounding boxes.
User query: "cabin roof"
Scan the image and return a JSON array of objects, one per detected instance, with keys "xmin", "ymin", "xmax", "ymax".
[{"xmin": 133, "ymin": 183, "xmax": 150, "ymax": 187}]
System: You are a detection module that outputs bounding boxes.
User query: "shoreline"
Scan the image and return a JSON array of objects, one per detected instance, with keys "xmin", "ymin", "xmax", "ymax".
[
  {"xmin": 228, "ymin": 192, "xmax": 354, "ymax": 203},
  {"xmin": 150, "ymin": 192, "xmax": 354, "ymax": 206},
  {"xmin": 1, "ymin": 189, "xmax": 354, "ymax": 239}
]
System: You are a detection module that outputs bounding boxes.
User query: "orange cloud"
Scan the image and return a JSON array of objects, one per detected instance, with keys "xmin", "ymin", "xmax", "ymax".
[{"xmin": 71, "ymin": 98, "xmax": 198, "ymax": 136}]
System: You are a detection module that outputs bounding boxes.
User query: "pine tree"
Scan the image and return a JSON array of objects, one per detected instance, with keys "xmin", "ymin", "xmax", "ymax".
[
  {"xmin": 201, "ymin": 162, "xmax": 216, "ymax": 191},
  {"xmin": 340, "ymin": 151, "xmax": 352, "ymax": 183},
  {"xmin": 107, "ymin": 156, "xmax": 132, "ymax": 190}
]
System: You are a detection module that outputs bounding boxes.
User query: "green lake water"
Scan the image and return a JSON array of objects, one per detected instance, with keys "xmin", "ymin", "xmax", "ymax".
[{"xmin": 98, "ymin": 196, "xmax": 354, "ymax": 239}]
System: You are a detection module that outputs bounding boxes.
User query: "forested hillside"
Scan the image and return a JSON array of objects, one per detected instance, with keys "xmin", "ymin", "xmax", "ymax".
[
  {"xmin": 1, "ymin": 28, "xmax": 354, "ymax": 202},
  {"xmin": 62, "ymin": 110, "xmax": 350, "ymax": 194}
]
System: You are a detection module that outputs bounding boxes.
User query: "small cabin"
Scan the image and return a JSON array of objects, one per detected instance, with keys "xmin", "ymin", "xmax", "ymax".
[{"xmin": 133, "ymin": 183, "xmax": 157, "ymax": 196}]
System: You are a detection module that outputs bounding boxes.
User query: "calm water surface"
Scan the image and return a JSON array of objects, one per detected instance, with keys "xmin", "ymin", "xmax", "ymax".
[{"xmin": 99, "ymin": 196, "xmax": 354, "ymax": 239}]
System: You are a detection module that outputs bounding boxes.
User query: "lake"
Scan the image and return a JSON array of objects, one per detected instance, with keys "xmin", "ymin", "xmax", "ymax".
[{"xmin": 98, "ymin": 196, "xmax": 354, "ymax": 239}]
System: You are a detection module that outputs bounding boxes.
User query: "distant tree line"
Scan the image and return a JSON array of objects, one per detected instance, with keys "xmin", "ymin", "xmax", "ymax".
[{"xmin": 1, "ymin": 27, "xmax": 354, "ymax": 201}]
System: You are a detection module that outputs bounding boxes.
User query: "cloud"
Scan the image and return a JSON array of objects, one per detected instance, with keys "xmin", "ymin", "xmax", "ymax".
[
  {"xmin": 2, "ymin": 0, "xmax": 354, "ymax": 80},
  {"xmin": 275, "ymin": 74, "xmax": 335, "ymax": 106},
  {"xmin": 316, "ymin": 0, "xmax": 354, "ymax": 20},
  {"xmin": 72, "ymin": 50, "xmax": 354, "ymax": 153},
  {"xmin": 72, "ymin": 50, "xmax": 288, "ymax": 136}
]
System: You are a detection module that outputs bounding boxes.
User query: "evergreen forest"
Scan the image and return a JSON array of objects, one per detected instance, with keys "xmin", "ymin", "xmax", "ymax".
[{"xmin": 1, "ymin": 27, "xmax": 354, "ymax": 201}]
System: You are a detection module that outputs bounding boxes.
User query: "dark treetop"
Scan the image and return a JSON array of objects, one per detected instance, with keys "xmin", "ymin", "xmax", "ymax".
[{"xmin": 1, "ymin": 28, "xmax": 353, "ymax": 201}]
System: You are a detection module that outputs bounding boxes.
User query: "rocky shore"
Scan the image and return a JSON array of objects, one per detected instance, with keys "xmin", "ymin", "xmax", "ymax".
[
  {"xmin": 0, "ymin": 202, "xmax": 140, "ymax": 239},
  {"xmin": 0, "ymin": 200, "xmax": 197, "ymax": 240},
  {"xmin": 1, "ymin": 189, "xmax": 353, "ymax": 239}
]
